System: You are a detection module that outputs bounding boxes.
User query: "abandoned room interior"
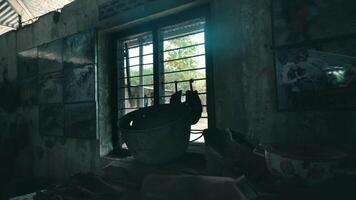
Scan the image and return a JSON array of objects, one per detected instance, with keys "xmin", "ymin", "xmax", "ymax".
[{"xmin": 0, "ymin": 0, "xmax": 356, "ymax": 199}]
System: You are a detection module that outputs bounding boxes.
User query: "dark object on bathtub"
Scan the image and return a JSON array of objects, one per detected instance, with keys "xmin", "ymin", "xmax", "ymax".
[
  {"xmin": 186, "ymin": 79, "xmax": 202, "ymax": 125},
  {"xmin": 170, "ymin": 81, "xmax": 182, "ymax": 105},
  {"xmin": 120, "ymin": 104, "xmax": 191, "ymax": 164}
]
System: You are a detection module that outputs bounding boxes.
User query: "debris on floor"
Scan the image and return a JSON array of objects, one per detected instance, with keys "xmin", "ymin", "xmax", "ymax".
[
  {"xmin": 141, "ymin": 174, "xmax": 259, "ymax": 200},
  {"xmin": 33, "ymin": 173, "xmax": 139, "ymax": 200},
  {"xmin": 10, "ymin": 192, "xmax": 37, "ymax": 200}
]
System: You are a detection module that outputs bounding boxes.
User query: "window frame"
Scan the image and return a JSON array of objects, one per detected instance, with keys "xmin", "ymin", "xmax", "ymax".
[{"xmin": 112, "ymin": 5, "xmax": 215, "ymax": 153}]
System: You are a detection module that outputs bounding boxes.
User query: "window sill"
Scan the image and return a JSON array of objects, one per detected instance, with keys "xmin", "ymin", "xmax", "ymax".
[
  {"xmin": 105, "ymin": 143, "xmax": 205, "ymax": 159},
  {"xmin": 187, "ymin": 142, "xmax": 205, "ymax": 154}
]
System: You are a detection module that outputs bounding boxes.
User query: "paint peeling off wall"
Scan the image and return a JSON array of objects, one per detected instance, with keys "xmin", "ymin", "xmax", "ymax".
[{"xmin": 98, "ymin": 0, "xmax": 146, "ymax": 20}]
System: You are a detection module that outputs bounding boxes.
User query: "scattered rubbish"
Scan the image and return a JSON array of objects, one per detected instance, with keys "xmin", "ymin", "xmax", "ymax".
[
  {"xmin": 254, "ymin": 144, "xmax": 348, "ymax": 185},
  {"xmin": 141, "ymin": 174, "xmax": 259, "ymax": 200},
  {"xmin": 204, "ymin": 128, "xmax": 266, "ymax": 180}
]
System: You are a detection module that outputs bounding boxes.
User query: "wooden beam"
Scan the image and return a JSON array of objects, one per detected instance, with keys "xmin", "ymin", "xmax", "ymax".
[
  {"xmin": 0, "ymin": 14, "xmax": 18, "ymax": 28},
  {"xmin": 0, "ymin": 23, "xmax": 15, "ymax": 29},
  {"xmin": 7, "ymin": 0, "xmax": 33, "ymax": 21}
]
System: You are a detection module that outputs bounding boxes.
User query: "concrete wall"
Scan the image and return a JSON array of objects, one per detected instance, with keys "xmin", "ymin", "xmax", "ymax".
[
  {"xmin": 211, "ymin": 0, "xmax": 356, "ymax": 148},
  {"xmin": 0, "ymin": 0, "xmax": 211, "ymax": 184},
  {"xmin": 0, "ymin": 0, "xmax": 355, "ymax": 185},
  {"xmin": 1, "ymin": 0, "xmax": 100, "ymax": 185}
]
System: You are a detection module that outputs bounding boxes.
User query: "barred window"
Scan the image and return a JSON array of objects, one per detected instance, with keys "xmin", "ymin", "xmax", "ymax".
[{"xmin": 118, "ymin": 18, "xmax": 210, "ymax": 144}]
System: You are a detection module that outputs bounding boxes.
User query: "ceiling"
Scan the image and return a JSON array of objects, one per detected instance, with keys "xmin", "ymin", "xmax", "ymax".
[{"xmin": 0, "ymin": 0, "xmax": 74, "ymax": 35}]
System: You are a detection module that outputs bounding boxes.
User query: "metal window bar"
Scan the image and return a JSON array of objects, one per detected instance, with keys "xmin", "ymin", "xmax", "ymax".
[
  {"xmin": 138, "ymin": 38, "xmax": 145, "ymax": 107},
  {"xmin": 124, "ymin": 43, "xmax": 132, "ymax": 97},
  {"xmin": 163, "ymin": 30, "xmax": 205, "ymax": 42},
  {"xmin": 191, "ymin": 129, "xmax": 206, "ymax": 131},
  {"xmin": 162, "ymin": 67, "xmax": 206, "ymax": 75},
  {"xmin": 120, "ymin": 33, "xmax": 155, "ymax": 116},
  {"xmin": 119, "ymin": 19, "xmax": 208, "ymax": 142},
  {"xmin": 121, "ymin": 107, "xmax": 146, "ymax": 110},
  {"xmin": 161, "ymin": 92, "xmax": 207, "ymax": 98},
  {"xmin": 119, "ymin": 42, "xmax": 153, "ymax": 52},
  {"xmin": 121, "ymin": 62, "xmax": 154, "ymax": 69},
  {"xmin": 162, "ymin": 78, "xmax": 206, "ymax": 85},
  {"xmin": 118, "ymin": 53, "xmax": 154, "ymax": 61},
  {"xmin": 120, "ymin": 96, "xmax": 154, "ymax": 101},
  {"xmin": 163, "ymin": 54, "xmax": 205, "ymax": 63},
  {"xmin": 162, "ymin": 43, "xmax": 205, "ymax": 53},
  {"xmin": 121, "ymin": 73, "xmax": 154, "ymax": 79},
  {"xmin": 120, "ymin": 83, "xmax": 154, "ymax": 89},
  {"xmin": 191, "ymin": 131, "xmax": 204, "ymax": 135},
  {"xmin": 121, "ymin": 108, "xmax": 207, "ymax": 117},
  {"xmin": 162, "ymin": 34, "xmax": 207, "ymax": 121}
]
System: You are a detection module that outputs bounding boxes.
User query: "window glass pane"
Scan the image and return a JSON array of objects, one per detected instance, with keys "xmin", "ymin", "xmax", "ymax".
[
  {"xmin": 143, "ymin": 55, "xmax": 153, "ymax": 64},
  {"xmin": 120, "ymin": 32, "xmax": 154, "ymax": 117},
  {"xmin": 160, "ymin": 19, "xmax": 208, "ymax": 140},
  {"xmin": 125, "ymin": 64, "xmax": 153, "ymax": 77},
  {"xmin": 202, "ymin": 105, "xmax": 208, "ymax": 118},
  {"xmin": 143, "ymin": 75, "xmax": 154, "ymax": 85},
  {"xmin": 164, "ymin": 44, "xmax": 205, "ymax": 61},
  {"xmin": 164, "ymin": 69, "xmax": 206, "ymax": 83},
  {"xmin": 143, "ymin": 64, "xmax": 153, "ymax": 75},
  {"xmin": 122, "ymin": 91, "xmax": 154, "ymax": 115},
  {"xmin": 164, "ymin": 55, "xmax": 206, "ymax": 72},
  {"xmin": 163, "ymin": 80, "xmax": 206, "ymax": 96},
  {"xmin": 126, "ymin": 75, "xmax": 154, "ymax": 86},
  {"xmin": 128, "ymin": 47, "xmax": 140, "ymax": 58},
  {"xmin": 129, "ymin": 57, "xmax": 140, "ymax": 66},
  {"xmin": 164, "ymin": 32, "xmax": 205, "ymax": 51},
  {"xmin": 143, "ymin": 44, "xmax": 153, "ymax": 55}
]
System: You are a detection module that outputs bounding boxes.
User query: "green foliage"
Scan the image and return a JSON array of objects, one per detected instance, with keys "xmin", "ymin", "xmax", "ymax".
[
  {"xmin": 127, "ymin": 34, "xmax": 206, "ymax": 93},
  {"xmin": 164, "ymin": 37, "xmax": 205, "ymax": 92}
]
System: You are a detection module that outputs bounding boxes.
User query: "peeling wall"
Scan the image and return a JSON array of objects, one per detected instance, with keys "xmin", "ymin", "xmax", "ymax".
[
  {"xmin": 0, "ymin": 0, "xmax": 210, "ymax": 184},
  {"xmin": 1, "ymin": 0, "xmax": 101, "ymax": 185},
  {"xmin": 211, "ymin": 0, "xmax": 356, "ymax": 149}
]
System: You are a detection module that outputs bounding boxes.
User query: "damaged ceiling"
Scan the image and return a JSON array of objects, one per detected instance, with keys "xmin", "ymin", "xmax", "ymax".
[{"xmin": 0, "ymin": 0, "xmax": 74, "ymax": 35}]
